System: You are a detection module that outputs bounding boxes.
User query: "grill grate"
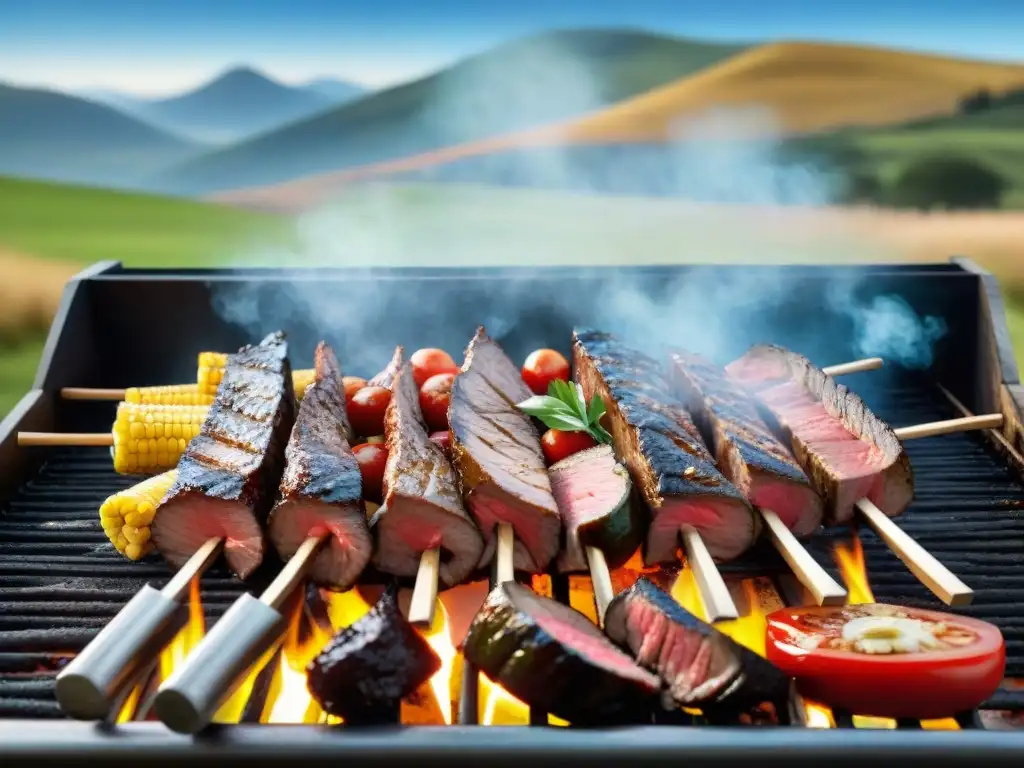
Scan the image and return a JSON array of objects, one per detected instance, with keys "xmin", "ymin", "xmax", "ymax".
[{"xmin": 0, "ymin": 378, "xmax": 1022, "ymax": 723}]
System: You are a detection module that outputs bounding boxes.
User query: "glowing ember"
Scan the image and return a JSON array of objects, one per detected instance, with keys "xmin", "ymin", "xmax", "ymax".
[{"xmin": 803, "ymin": 702, "xmax": 836, "ymax": 728}]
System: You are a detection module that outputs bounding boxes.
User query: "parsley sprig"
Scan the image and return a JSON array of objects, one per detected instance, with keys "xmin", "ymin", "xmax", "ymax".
[{"xmin": 517, "ymin": 379, "xmax": 612, "ymax": 445}]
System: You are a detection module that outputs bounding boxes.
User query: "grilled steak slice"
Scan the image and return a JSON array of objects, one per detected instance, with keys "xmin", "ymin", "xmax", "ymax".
[
  {"xmin": 464, "ymin": 581, "xmax": 660, "ymax": 723},
  {"xmin": 550, "ymin": 445, "xmax": 643, "ymax": 573},
  {"xmin": 306, "ymin": 584, "xmax": 441, "ymax": 722},
  {"xmin": 154, "ymin": 331, "xmax": 296, "ymax": 579},
  {"xmin": 669, "ymin": 351, "xmax": 823, "ymax": 537},
  {"xmin": 369, "ymin": 346, "xmax": 403, "ymax": 389},
  {"xmin": 268, "ymin": 342, "xmax": 370, "ymax": 590},
  {"xmin": 371, "ymin": 359, "xmax": 484, "ymax": 586},
  {"xmin": 726, "ymin": 345, "xmax": 914, "ymax": 524},
  {"xmin": 573, "ymin": 329, "xmax": 755, "ymax": 564},
  {"xmin": 449, "ymin": 328, "xmax": 561, "ymax": 573},
  {"xmin": 604, "ymin": 578, "xmax": 789, "ymax": 711}
]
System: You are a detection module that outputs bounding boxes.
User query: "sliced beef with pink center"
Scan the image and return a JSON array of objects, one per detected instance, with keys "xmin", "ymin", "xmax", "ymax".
[
  {"xmin": 269, "ymin": 341, "xmax": 371, "ymax": 590},
  {"xmin": 371, "ymin": 355, "xmax": 484, "ymax": 586},
  {"xmin": 449, "ymin": 328, "xmax": 561, "ymax": 573},
  {"xmin": 573, "ymin": 329, "xmax": 756, "ymax": 565},
  {"xmin": 154, "ymin": 331, "xmax": 296, "ymax": 579},
  {"xmin": 670, "ymin": 350, "xmax": 823, "ymax": 537},
  {"xmin": 549, "ymin": 445, "xmax": 643, "ymax": 573},
  {"xmin": 463, "ymin": 581, "xmax": 660, "ymax": 723},
  {"xmin": 726, "ymin": 345, "xmax": 913, "ymax": 524},
  {"xmin": 604, "ymin": 578, "xmax": 789, "ymax": 712}
]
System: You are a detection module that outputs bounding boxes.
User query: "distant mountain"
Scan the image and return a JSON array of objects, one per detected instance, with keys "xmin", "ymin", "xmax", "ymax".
[
  {"xmin": 155, "ymin": 28, "xmax": 749, "ymax": 194},
  {"xmin": 300, "ymin": 77, "xmax": 367, "ymax": 103},
  {"xmin": 125, "ymin": 67, "xmax": 338, "ymax": 144},
  {"xmin": 0, "ymin": 82, "xmax": 199, "ymax": 189}
]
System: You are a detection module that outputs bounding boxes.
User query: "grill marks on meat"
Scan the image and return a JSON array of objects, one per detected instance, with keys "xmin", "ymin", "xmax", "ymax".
[
  {"xmin": 605, "ymin": 578, "xmax": 790, "ymax": 712},
  {"xmin": 463, "ymin": 582, "xmax": 660, "ymax": 723},
  {"xmin": 154, "ymin": 332, "xmax": 296, "ymax": 579},
  {"xmin": 550, "ymin": 445, "xmax": 642, "ymax": 573},
  {"xmin": 306, "ymin": 584, "xmax": 441, "ymax": 722},
  {"xmin": 669, "ymin": 351, "xmax": 823, "ymax": 537},
  {"xmin": 572, "ymin": 329, "xmax": 755, "ymax": 564},
  {"xmin": 449, "ymin": 328, "xmax": 560, "ymax": 573},
  {"xmin": 371, "ymin": 358, "xmax": 484, "ymax": 586},
  {"xmin": 726, "ymin": 345, "xmax": 913, "ymax": 524},
  {"xmin": 269, "ymin": 342, "xmax": 370, "ymax": 590}
]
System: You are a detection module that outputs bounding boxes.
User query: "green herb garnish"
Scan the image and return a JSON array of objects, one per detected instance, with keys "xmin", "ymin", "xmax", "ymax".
[{"xmin": 517, "ymin": 379, "xmax": 613, "ymax": 445}]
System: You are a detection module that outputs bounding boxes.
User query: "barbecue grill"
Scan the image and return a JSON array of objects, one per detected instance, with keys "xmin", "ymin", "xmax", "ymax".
[{"xmin": 2, "ymin": 257, "xmax": 1024, "ymax": 765}]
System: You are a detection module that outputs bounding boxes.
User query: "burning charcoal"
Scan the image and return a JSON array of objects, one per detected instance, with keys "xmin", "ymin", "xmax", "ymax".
[
  {"xmin": 573, "ymin": 329, "xmax": 756, "ymax": 564},
  {"xmin": 306, "ymin": 584, "xmax": 440, "ymax": 722},
  {"xmin": 604, "ymin": 578, "xmax": 790, "ymax": 714},
  {"xmin": 550, "ymin": 445, "xmax": 643, "ymax": 573},
  {"xmin": 463, "ymin": 581, "xmax": 661, "ymax": 724},
  {"xmin": 726, "ymin": 344, "xmax": 914, "ymax": 524}
]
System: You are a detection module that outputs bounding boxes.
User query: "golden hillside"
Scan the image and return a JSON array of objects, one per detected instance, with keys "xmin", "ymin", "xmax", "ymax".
[{"xmin": 215, "ymin": 40, "xmax": 1024, "ymax": 210}]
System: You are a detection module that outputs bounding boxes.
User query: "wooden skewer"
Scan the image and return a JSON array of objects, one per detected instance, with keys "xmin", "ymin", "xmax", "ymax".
[
  {"xmin": 759, "ymin": 509, "xmax": 847, "ymax": 606},
  {"xmin": 61, "ymin": 387, "xmax": 128, "ymax": 401},
  {"xmin": 893, "ymin": 414, "xmax": 1003, "ymax": 441},
  {"xmin": 586, "ymin": 546, "xmax": 615, "ymax": 626},
  {"xmin": 681, "ymin": 525, "xmax": 738, "ymax": 622},
  {"xmin": 495, "ymin": 522, "xmax": 516, "ymax": 585},
  {"xmin": 408, "ymin": 547, "xmax": 441, "ymax": 627},
  {"xmin": 260, "ymin": 534, "xmax": 329, "ymax": 610},
  {"xmin": 18, "ymin": 432, "xmax": 113, "ymax": 447},
  {"xmin": 164, "ymin": 537, "xmax": 225, "ymax": 601},
  {"xmin": 821, "ymin": 357, "xmax": 884, "ymax": 377}
]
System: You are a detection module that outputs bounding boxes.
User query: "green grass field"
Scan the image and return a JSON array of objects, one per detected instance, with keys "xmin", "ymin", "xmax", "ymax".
[{"xmin": 2, "ymin": 176, "xmax": 1023, "ymax": 417}]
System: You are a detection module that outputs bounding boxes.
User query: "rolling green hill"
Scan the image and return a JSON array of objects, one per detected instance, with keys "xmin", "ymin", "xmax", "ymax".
[
  {"xmin": 0, "ymin": 82, "xmax": 200, "ymax": 188},
  {"xmin": 155, "ymin": 28, "xmax": 749, "ymax": 194}
]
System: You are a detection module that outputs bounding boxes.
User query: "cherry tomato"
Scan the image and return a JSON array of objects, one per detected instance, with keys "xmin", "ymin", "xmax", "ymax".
[
  {"xmin": 353, "ymin": 443, "xmax": 389, "ymax": 504},
  {"xmin": 521, "ymin": 349, "xmax": 570, "ymax": 395},
  {"xmin": 540, "ymin": 429, "xmax": 597, "ymax": 465},
  {"xmin": 429, "ymin": 430, "xmax": 451, "ymax": 454},
  {"xmin": 348, "ymin": 385, "xmax": 391, "ymax": 438},
  {"xmin": 420, "ymin": 373, "xmax": 455, "ymax": 432},
  {"xmin": 765, "ymin": 603, "xmax": 1005, "ymax": 719},
  {"xmin": 410, "ymin": 348, "xmax": 459, "ymax": 388},
  {"xmin": 343, "ymin": 376, "xmax": 367, "ymax": 405}
]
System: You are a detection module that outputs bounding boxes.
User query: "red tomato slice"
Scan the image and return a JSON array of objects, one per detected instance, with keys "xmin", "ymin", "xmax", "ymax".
[{"xmin": 765, "ymin": 603, "xmax": 1005, "ymax": 719}]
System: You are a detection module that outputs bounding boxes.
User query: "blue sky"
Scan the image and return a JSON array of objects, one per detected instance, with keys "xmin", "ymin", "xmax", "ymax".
[{"xmin": 2, "ymin": 0, "xmax": 1021, "ymax": 95}]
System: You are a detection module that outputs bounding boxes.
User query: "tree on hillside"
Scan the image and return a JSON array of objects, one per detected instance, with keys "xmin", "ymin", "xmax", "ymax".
[
  {"xmin": 890, "ymin": 155, "xmax": 1008, "ymax": 210},
  {"xmin": 958, "ymin": 88, "xmax": 993, "ymax": 114}
]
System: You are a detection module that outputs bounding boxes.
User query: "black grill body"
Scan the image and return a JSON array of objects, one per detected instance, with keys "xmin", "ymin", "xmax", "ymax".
[{"xmin": 1, "ymin": 258, "xmax": 1024, "ymax": 765}]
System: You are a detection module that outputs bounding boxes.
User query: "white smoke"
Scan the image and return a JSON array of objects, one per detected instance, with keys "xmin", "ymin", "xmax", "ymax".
[{"xmin": 211, "ymin": 37, "xmax": 947, "ymax": 374}]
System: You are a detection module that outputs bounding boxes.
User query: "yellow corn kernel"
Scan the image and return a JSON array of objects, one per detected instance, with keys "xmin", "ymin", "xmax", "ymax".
[
  {"xmin": 111, "ymin": 403, "xmax": 209, "ymax": 475},
  {"xmin": 124, "ymin": 384, "xmax": 215, "ymax": 406},
  {"xmin": 196, "ymin": 350, "xmax": 315, "ymax": 399},
  {"xmin": 98, "ymin": 470, "xmax": 176, "ymax": 561}
]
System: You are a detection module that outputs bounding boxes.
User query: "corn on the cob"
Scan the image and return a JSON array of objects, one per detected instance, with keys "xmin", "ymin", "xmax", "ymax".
[
  {"xmin": 111, "ymin": 403, "xmax": 208, "ymax": 474},
  {"xmin": 125, "ymin": 383, "xmax": 215, "ymax": 406},
  {"xmin": 99, "ymin": 470, "xmax": 177, "ymax": 560},
  {"xmin": 197, "ymin": 350, "xmax": 315, "ymax": 399}
]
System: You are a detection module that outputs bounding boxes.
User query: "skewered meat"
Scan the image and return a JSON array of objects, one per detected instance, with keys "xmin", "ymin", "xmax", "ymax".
[
  {"xmin": 605, "ymin": 578, "xmax": 790, "ymax": 712},
  {"xmin": 726, "ymin": 345, "xmax": 914, "ymax": 523},
  {"xmin": 449, "ymin": 328, "xmax": 561, "ymax": 573},
  {"xmin": 463, "ymin": 581, "xmax": 661, "ymax": 723},
  {"xmin": 573, "ymin": 329, "xmax": 756, "ymax": 564},
  {"xmin": 669, "ymin": 351, "xmax": 823, "ymax": 536},
  {"xmin": 371, "ymin": 358, "xmax": 484, "ymax": 585},
  {"xmin": 369, "ymin": 346, "xmax": 404, "ymax": 389},
  {"xmin": 152, "ymin": 331, "xmax": 296, "ymax": 579},
  {"xmin": 306, "ymin": 584, "xmax": 441, "ymax": 722},
  {"xmin": 269, "ymin": 342, "xmax": 371, "ymax": 590},
  {"xmin": 550, "ymin": 445, "xmax": 642, "ymax": 573}
]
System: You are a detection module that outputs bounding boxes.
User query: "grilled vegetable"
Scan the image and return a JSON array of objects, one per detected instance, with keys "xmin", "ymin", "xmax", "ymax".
[
  {"xmin": 349, "ymin": 386, "xmax": 392, "ymax": 439},
  {"xmin": 354, "ymin": 443, "xmax": 389, "ymax": 504},
  {"xmin": 765, "ymin": 604, "xmax": 1005, "ymax": 719},
  {"xmin": 197, "ymin": 350, "xmax": 315, "ymax": 400},
  {"xmin": 410, "ymin": 347, "xmax": 459, "ymax": 388},
  {"xmin": 551, "ymin": 445, "xmax": 640, "ymax": 573},
  {"xmin": 306, "ymin": 584, "xmax": 441, "ymax": 722},
  {"xmin": 521, "ymin": 348, "xmax": 570, "ymax": 395},
  {"xmin": 419, "ymin": 372, "xmax": 454, "ymax": 432},
  {"xmin": 99, "ymin": 470, "xmax": 177, "ymax": 560},
  {"xmin": 463, "ymin": 581, "xmax": 660, "ymax": 724},
  {"xmin": 124, "ymin": 384, "xmax": 214, "ymax": 406},
  {"xmin": 111, "ymin": 403, "xmax": 208, "ymax": 474},
  {"xmin": 541, "ymin": 429, "xmax": 597, "ymax": 465},
  {"xmin": 605, "ymin": 578, "xmax": 790, "ymax": 712}
]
